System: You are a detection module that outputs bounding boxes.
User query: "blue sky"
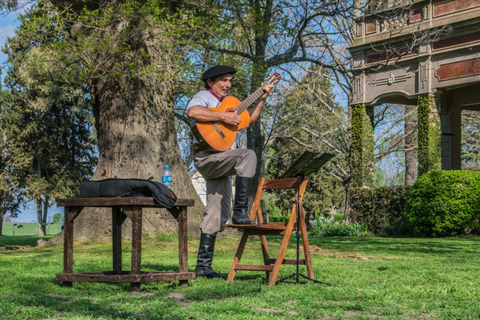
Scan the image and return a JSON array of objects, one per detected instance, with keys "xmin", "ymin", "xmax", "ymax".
[
  {"xmin": 1, "ymin": 7, "xmax": 64, "ymax": 222},
  {"xmin": 1, "ymin": 11, "xmax": 21, "ymax": 80}
]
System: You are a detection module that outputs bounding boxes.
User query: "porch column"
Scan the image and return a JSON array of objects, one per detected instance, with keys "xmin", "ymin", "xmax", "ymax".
[{"xmin": 417, "ymin": 94, "xmax": 442, "ymax": 176}]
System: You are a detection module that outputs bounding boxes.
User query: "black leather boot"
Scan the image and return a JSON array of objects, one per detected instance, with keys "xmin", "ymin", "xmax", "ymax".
[
  {"xmin": 195, "ymin": 233, "xmax": 225, "ymax": 279},
  {"xmin": 232, "ymin": 176, "xmax": 255, "ymax": 225}
]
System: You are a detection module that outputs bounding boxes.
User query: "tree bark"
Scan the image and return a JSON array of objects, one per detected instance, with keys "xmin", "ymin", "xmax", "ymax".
[
  {"xmin": 405, "ymin": 104, "xmax": 417, "ymax": 185},
  {"xmin": 247, "ymin": 3, "xmax": 270, "ymax": 198},
  {"xmin": 343, "ymin": 180, "xmax": 353, "ymax": 224},
  {"xmin": 36, "ymin": 198, "xmax": 45, "ymax": 236},
  {"xmin": 42, "ymin": 197, "xmax": 49, "ymax": 234},
  {"xmin": 365, "ymin": 105, "xmax": 375, "ymax": 186},
  {"xmin": 247, "ymin": 63, "xmax": 268, "ymax": 198}
]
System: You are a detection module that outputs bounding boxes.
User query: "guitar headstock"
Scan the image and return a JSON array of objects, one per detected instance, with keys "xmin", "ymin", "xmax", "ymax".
[{"xmin": 265, "ymin": 72, "xmax": 281, "ymax": 86}]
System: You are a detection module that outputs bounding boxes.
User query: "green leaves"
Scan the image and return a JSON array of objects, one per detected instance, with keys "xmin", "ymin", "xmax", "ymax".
[
  {"xmin": 405, "ymin": 170, "xmax": 480, "ymax": 237},
  {"xmin": 350, "ymin": 185, "xmax": 412, "ymax": 236}
]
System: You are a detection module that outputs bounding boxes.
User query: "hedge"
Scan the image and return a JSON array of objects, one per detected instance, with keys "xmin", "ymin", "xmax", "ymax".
[
  {"xmin": 350, "ymin": 186, "xmax": 412, "ymax": 236},
  {"xmin": 405, "ymin": 170, "xmax": 480, "ymax": 237}
]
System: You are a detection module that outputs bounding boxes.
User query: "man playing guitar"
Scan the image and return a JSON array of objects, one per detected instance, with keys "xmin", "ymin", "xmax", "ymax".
[{"xmin": 187, "ymin": 65, "xmax": 274, "ymax": 279}]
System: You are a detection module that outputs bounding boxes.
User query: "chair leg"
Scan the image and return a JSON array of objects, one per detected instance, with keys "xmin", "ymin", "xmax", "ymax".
[
  {"xmin": 260, "ymin": 234, "xmax": 271, "ymax": 280},
  {"xmin": 268, "ymin": 225, "xmax": 295, "ymax": 286},
  {"xmin": 299, "ymin": 210, "xmax": 314, "ymax": 279},
  {"xmin": 227, "ymin": 232, "xmax": 249, "ymax": 282}
]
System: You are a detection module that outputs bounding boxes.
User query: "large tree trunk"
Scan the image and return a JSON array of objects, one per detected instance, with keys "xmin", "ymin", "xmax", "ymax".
[
  {"xmin": 247, "ymin": 17, "xmax": 270, "ymax": 197},
  {"xmin": 405, "ymin": 104, "xmax": 417, "ymax": 186},
  {"xmin": 42, "ymin": 197, "xmax": 49, "ymax": 234},
  {"xmin": 36, "ymin": 198, "xmax": 45, "ymax": 236},
  {"xmin": 0, "ymin": 213, "xmax": 4, "ymax": 236},
  {"xmin": 48, "ymin": 0, "xmax": 204, "ymax": 244},
  {"xmin": 247, "ymin": 64, "xmax": 268, "ymax": 198},
  {"xmin": 71, "ymin": 70, "xmax": 203, "ymax": 240},
  {"xmin": 343, "ymin": 180, "xmax": 353, "ymax": 224},
  {"xmin": 243, "ymin": 0, "xmax": 273, "ymax": 199}
]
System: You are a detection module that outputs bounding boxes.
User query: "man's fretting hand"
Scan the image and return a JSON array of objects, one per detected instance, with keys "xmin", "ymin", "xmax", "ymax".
[{"xmin": 261, "ymin": 83, "xmax": 275, "ymax": 100}]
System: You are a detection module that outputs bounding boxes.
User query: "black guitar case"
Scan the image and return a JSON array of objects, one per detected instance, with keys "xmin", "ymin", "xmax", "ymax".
[{"xmin": 79, "ymin": 178, "xmax": 177, "ymax": 209}]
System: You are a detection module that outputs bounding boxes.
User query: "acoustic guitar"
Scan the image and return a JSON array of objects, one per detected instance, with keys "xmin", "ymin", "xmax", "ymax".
[{"xmin": 192, "ymin": 72, "xmax": 281, "ymax": 151}]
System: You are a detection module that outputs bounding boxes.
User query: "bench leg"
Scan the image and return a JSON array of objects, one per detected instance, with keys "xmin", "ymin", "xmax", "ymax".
[
  {"xmin": 130, "ymin": 207, "xmax": 142, "ymax": 293},
  {"xmin": 177, "ymin": 206, "xmax": 189, "ymax": 287},
  {"xmin": 63, "ymin": 207, "xmax": 74, "ymax": 287},
  {"xmin": 113, "ymin": 207, "xmax": 126, "ymax": 274}
]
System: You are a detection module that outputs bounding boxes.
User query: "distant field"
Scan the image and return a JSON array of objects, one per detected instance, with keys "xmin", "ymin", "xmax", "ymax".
[{"xmin": 2, "ymin": 223, "xmax": 62, "ymax": 236}]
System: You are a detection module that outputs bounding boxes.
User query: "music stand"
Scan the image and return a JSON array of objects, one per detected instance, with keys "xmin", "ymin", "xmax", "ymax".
[
  {"xmin": 276, "ymin": 151, "xmax": 334, "ymax": 285},
  {"xmin": 280, "ymin": 151, "xmax": 335, "ymax": 179}
]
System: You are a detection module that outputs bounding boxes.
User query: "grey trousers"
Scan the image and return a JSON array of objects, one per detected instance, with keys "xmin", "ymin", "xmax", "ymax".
[{"xmin": 194, "ymin": 148, "xmax": 257, "ymax": 234}]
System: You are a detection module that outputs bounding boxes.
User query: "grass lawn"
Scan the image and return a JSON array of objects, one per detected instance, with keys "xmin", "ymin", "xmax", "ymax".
[{"xmin": 0, "ymin": 233, "xmax": 479, "ymax": 319}]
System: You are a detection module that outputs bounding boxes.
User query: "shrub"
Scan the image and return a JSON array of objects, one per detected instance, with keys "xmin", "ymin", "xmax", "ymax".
[
  {"xmin": 350, "ymin": 186, "xmax": 412, "ymax": 236},
  {"xmin": 267, "ymin": 206, "xmax": 289, "ymax": 222},
  {"xmin": 331, "ymin": 214, "xmax": 344, "ymax": 223},
  {"xmin": 309, "ymin": 215, "xmax": 364, "ymax": 237},
  {"xmin": 405, "ymin": 170, "xmax": 480, "ymax": 237},
  {"xmin": 321, "ymin": 223, "xmax": 363, "ymax": 237}
]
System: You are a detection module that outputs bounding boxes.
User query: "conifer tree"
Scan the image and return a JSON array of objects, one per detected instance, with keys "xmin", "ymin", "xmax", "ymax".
[
  {"xmin": 2, "ymin": 8, "xmax": 97, "ymax": 234},
  {"xmin": 0, "ymin": 89, "xmax": 24, "ymax": 235}
]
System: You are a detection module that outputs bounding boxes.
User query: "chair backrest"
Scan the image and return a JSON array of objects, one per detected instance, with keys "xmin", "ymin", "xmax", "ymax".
[{"xmin": 248, "ymin": 176, "xmax": 309, "ymax": 224}]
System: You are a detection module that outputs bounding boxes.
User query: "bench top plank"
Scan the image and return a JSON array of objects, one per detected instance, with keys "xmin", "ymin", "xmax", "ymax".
[{"xmin": 57, "ymin": 197, "xmax": 194, "ymax": 208}]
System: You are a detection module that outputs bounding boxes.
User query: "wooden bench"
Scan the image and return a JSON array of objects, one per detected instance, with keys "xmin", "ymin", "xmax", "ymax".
[{"xmin": 55, "ymin": 197, "xmax": 195, "ymax": 292}]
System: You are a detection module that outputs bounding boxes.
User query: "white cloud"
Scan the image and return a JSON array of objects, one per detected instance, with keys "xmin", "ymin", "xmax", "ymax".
[
  {"xmin": 1, "ymin": 4, "xmax": 33, "ymax": 80},
  {"xmin": 0, "ymin": 1, "xmax": 36, "ymax": 46},
  {"xmin": 0, "ymin": 24, "xmax": 17, "ymax": 46}
]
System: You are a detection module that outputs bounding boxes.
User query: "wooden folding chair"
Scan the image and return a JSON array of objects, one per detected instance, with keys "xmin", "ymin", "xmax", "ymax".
[{"xmin": 224, "ymin": 176, "xmax": 314, "ymax": 285}]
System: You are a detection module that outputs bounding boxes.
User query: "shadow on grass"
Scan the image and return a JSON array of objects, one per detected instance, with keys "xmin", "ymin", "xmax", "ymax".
[
  {"xmin": 1, "ymin": 252, "xmax": 189, "ymax": 319},
  {"xmin": 0, "ymin": 235, "xmax": 53, "ymax": 247},
  {"xmin": 4, "ymin": 290, "xmax": 184, "ymax": 320},
  {"xmin": 184, "ymin": 277, "xmax": 263, "ymax": 301}
]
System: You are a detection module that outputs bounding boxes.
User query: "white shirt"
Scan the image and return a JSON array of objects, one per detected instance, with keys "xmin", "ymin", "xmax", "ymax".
[
  {"xmin": 187, "ymin": 90, "xmax": 237, "ymax": 149},
  {"xmin": 186, "ymin": 90, "xmax": 222, "ymax": 127}
]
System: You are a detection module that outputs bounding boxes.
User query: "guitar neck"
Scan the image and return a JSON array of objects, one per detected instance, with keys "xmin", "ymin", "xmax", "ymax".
[{"xmin": 233, "ymin": 86, "xmax": 264, "ymax": 114}]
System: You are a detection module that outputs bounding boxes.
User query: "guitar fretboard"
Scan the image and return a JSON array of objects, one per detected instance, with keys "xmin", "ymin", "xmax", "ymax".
[{"xmin": 233, "ymin": 86, "xmax": 265, "ymax": 114}]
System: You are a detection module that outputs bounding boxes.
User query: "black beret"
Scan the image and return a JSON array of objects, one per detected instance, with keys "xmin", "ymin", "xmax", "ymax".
[{"xmin": 202, "ymin": 65, "xmax": 237, "ymax": 82}]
